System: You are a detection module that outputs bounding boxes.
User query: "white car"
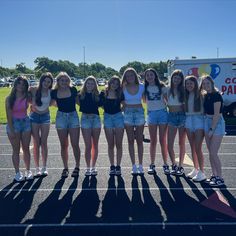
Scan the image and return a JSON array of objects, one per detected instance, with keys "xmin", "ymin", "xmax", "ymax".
[{"xmin": 97, "ymin": 79, "xmax": 106, "ymax": 86}]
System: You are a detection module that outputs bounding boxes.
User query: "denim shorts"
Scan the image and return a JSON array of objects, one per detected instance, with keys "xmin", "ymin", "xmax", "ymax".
[
  {"xmin": 104, "ymin": 112, "xmax": 124, "ymax": 128},
  {"xmin": 56, "ymin": 111, "xmax": 80, "ymax": 129},
  {"xmin": 147, "ymin": 109, "xmax": 168, "ymax": 125},
  {"xmin": 204, "ymin": 115, "xmax": 225, "ymax": 135},
  {"xmin": 29, "ymin": 112, "xmax": 50, "ymax": 124},
  {"xmin": 185, "ymin": 114, "xmax": 204, "ymax": 132},
  {"xmin": 81, "ymin": 114, "xmax": 101, "ymax": 129},
  {"xmin": 123, "ymin": 107, "xmax": 145, "ymax": 126},
  {"xmin": 6, "ymin": 116, "xmax": 31, "ymax": 134},
  {"xmin": 168, "ymin": 111, "xmax": 186, "ymax": 128}
]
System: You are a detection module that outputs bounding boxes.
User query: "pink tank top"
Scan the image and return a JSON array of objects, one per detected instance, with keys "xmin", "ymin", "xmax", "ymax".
[{"xmin": 12, "ymin": 98, "xmax": 28, "ymax": 119}]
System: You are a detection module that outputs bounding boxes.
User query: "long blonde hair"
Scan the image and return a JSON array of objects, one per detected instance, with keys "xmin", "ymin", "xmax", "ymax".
[
  {"xmin": 121, "ymin": 67, "xmax": 140, "ymax": 87},
  {"xmin": 54, "ymin": 72, "xmax": 72, "ymax": 89},
  {"xmin": 79, "ymin": 75, "xmax": 100, "ymax": 102}
]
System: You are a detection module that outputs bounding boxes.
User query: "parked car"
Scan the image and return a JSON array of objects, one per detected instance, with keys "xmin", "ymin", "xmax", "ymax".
[
  {"xmin": 97, "ymin": 78, "xmax": 106, "ymax": 86},
  {"xmin": 0, "ymin": 79, "xmax": 10, "ymax": 87},
  {"xmin": 74, "ymin": 79, "xmax": 84, "ymax": 86},
  {"xmin": 29, "ymin": 80, "xmax": 39, "ymax": 87}
]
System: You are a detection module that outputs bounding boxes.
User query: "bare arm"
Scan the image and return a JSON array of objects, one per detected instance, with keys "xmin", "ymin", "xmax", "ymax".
[
  {"xmin": 5, "ymin": 97, "xmax": 15, "ymax": 136},
  {"xmin": 211, "ymin": 101, "xmax": 221, "ymax": 130}
]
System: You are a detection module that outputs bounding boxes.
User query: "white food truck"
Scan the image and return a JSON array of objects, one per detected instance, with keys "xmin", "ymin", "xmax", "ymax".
[{"xmin": 167, "ymin": 57, "xmax": 236, "ymax": 117}]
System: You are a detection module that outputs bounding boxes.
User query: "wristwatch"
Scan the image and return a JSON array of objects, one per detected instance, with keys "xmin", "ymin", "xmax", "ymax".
[{"xmin": 209, "ymin": 128, "xmax": 213, "ymax": 131}]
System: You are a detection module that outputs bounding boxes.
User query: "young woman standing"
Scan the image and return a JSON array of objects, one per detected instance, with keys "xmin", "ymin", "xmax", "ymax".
[
  {"xmin": 78, "ymin": 76, "xmax": 102, "ymax": 176},
  {"xmin": 51, "ymin": 72, "xmax": 80, "ymax": 178},
  {"xmin": 122, "ymin": 68, "xmax": 145, "ymax": 175},
  {"xmin": 201, "ymin": 75, "xmax": 225, "ymax": 187},
  {"xmin": 167, "ymin": 70, "xmax": 186, "ymax": 176},
  {"xmin": 101, "ymin": 75, "xmax": 124, "ymax": 175},
  {"xmin": 5, "ymin": 76, "xmax": 33, "ymax": 181},
  {"xmin": 29, "ymin": 72, "xmax": 53, "ymax": 176},
  {"xmin": 144, "ymin": 68, "xmax": 169, "ymax": 175},
  {"xmin": 185, "ymin": 75, "xmax": 206, "ymax": 181}
]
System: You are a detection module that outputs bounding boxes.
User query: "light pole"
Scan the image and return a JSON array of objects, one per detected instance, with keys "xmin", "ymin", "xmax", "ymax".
[{"xmin": 83, "ymin": 46, "xmax": 86, "ymax": 80}]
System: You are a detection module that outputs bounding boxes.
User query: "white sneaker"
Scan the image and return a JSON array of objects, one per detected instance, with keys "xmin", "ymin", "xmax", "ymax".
[
  {"xmin": 138, "ymin": 165, "xmax": 144, "ymax": 175},
  {"xmin": 91, "ymin": 167, "xmax": 97, "ymax": 176},
  {"xmin": 131, "ymin": 164, "xmax": 138, "ymax": 175},
  {"xmin": 85, "ymin": 168, "xmax": 91, "ymax": 176},
  {"xmin": 187, "ymin": 168, "xmax": 198, "ymax": 179},
  {"xmin": 35, "ymin": 167, "xmax": 42, "ymax": 177},
  {"xmin": 41, "ymin": 167, "xmax": 48, "ymax": 176},
  {"xmin": 25, "ymin": 170, "xmax": 34, "ymax": 180},
  {"xmin": 192, "ymin": 170, "xmax": 206, "ymax": 182},
  {"xmin": 14, "ymin": 172, "xmax": 24, "ymax": 182}
]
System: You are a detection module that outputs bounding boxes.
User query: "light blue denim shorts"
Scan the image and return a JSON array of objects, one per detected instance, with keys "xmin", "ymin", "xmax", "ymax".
[
  {"xmin": 185, "ymin": 114, "xmax": 204, "ymax": 132},
  {"xmin": 56, "ymin": 111, "xmax": 80, "ymax": 129},
  {"xmin": 147, "ymin": 108, "xmax": 168, "ymax": 125},
  {"xmin": 168, "ymin": 111, "xmax": 186, "ymax": 128},
  {"xmin": 81, "ymin": 113, "xmax": 101, "ymax": 129},
  {"xmin": 204, "ymin": 115, "xmax": 225, "ymax": 135},
  {"xmin": 29, "ymin": 112, "xmax": 50, "ymax": 124},
  {"xmin": 6, "ymin": 116, "xmax": 31, "ymax": 134},
  {"xmin": 104, "ymin": 112, "xmax": 124, "ymax": 128},
  {"xmin": 123, "ymin": 107, "xmax": 145, "ymax": 126}
]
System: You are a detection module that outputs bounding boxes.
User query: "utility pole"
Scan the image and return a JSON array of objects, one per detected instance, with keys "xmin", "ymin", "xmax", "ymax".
[
  {"xmin": 83, "ymin": 46, "xmax": 85, "ymax": 80},
  {"xmin": 217, "ymin": 47, "xmax": 219, "ymax": 58}
]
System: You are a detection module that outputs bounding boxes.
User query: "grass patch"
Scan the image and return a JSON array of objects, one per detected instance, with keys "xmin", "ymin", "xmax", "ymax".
[{"xmin": 0, "ymin": 87, "xmax": 106, "ymax": 124}]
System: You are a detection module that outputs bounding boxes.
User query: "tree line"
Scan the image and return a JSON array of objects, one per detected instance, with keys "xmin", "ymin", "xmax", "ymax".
[{"xmin": 0, "ymin": 57, "xmax": 167, "ymax": 81}]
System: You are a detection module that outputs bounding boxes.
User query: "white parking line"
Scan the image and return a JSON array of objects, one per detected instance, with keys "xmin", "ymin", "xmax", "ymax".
[
  {"xmin": 0, "ymin": 166, "xmax": 236, "ymax": 170},
  {"xmin": 0, "ymin": 222, "xmax": 235, "ymax": 228},
  {"xmin": 0, "ymin": 153, "xmax": 236, "ymax": 156},
  {"xmin": 0, "ymin": 187, "xmax": 236, "ymax": 192}
]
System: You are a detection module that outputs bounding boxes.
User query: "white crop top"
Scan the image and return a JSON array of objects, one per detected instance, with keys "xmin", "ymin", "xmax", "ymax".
[
  {"xmin": 186, "ymin": 93, "xmax": 203, "ymax": 115},
  {"xmin": 167, "ymin": 88, "xmax": 183, "ymax": 106},
  {"xmin": 124, "ymin": 84, "xmax": 144, "ymax": 105},
  {"xmin": 34, "ymin": 91, "xmax": 51, "ymax": 112}
]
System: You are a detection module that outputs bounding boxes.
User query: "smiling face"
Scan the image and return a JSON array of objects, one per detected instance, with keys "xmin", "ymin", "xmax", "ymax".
[
  {"xmin": 172, "ymin": 75, "xmax": 183, "ymax": 87},
  {"xmin": 201, "ymin": 78, "xmax": 213, "ymax": 93},
  {"xmin": 145, "ymin": 70, "xmax": 156, "ymax": 85},
  {"xmin": 58, "ymin": 76, "xmax": 70, "ymax": 89},
  {"xmin": 185, "ymin": 79, "xmax": 195, "ymax": 92},
  {"xmin": 14, "ymin": 78, "xmax": 28, "ymax": 94},
  {"xmin": 110, "ymin": 78, "xmax": 120, "ymax": 91},
  {"xmin": 85, "ymin": 79, "xmax": 96, "ymax": 92},
  {"xmin": 125, "ymin": 70, "xmax": 136, "ymax": 84},
  {"xmin": 42, "ymin": 77, "xmax": 52, "ymax": 90}
]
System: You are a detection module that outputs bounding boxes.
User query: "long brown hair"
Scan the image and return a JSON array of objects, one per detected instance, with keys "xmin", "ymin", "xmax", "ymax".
[
  {"xmin": 35, "ymin": 72, "xmax": 53, "ymax": 106},
  {"xmin": 144, "ymin": 68, "xmax": 165, "ymax": 97},
  {"xmin": 169, "ymin": 69, "xmax": 185, "ymax": 103},
  {"xmin": 185, "ymin": 75, "xmax": 202, "ymax": 112},
  {"xmin": 9, "ymin": 75, "xmax": 29, "ymax": 109},
  {"xmin": 105, "ymin": 75, "xmax": 123, "ymax": 99}
]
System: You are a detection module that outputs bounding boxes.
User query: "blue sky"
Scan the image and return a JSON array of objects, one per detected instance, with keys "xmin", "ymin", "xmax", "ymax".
[{"xmin": 0, "ymin": 0, "xmax": 236, "ymax": 71}]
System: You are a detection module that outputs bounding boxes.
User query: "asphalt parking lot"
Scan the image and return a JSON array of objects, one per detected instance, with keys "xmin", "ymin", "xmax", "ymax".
[{"xmin": 0, "ymin": 125, "xmax": 236, "ymax": 236}]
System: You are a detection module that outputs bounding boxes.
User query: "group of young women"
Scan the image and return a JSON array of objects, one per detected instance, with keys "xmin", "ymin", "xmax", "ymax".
[{"xmin": 5, "ymin": 67, "xmax": 225, "ymax": 187}]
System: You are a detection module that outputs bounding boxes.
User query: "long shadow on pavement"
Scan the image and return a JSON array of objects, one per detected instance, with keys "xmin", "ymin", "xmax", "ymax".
[
  {"xmin": 101, "ymin": 175, "xmax": 130, "ymax": 222},
  {"xmin": 25, "ymin": 176, "xmax": 78, "ymax": 224},
  {"xmin": 66, "ymin": 176, "xmax": 100, "ymax": 223},
  {"xmin": 0, "ymin": 178, "xmax": 42, "ymax": 223}
]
